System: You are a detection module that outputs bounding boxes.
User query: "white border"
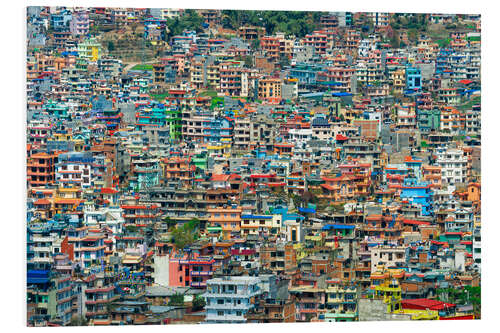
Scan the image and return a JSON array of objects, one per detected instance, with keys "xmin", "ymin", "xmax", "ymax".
[{"xmin": 2, "ymin": 1, "xmax": 499, "ymax": 332}]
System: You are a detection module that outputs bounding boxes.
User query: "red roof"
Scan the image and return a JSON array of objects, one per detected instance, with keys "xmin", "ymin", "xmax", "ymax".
[
  {"xmin": 401, "ymin": 298, "xmax": 456, "ymax": 311},
  {"xmin": 336, "ymin": 134, "xmax": 348, "ymax": 141},
  {"xmin": 101, "ymin": 188, "xmax": 118, "ymax": 194},
  {"xmin": 34, "ymin": 198, "xmax": 51, "ymax": 205},
  {"xmin": 211, "ymin": 174, "xmax": 230, "ymax": 182},
  {"xmin": 458, "ymin": 79, "xmax": 473, "ymax": 85},
  {"xmin": 321, "ymin": 183, "xmax": 336, "ymax": 191},
  {"xmin": 403, "ymin": 219, "xmax": 431, "ymax": 226},
  {"xmin": 431, "ymin": 240, "xmax": 449, "ymax": 247}
]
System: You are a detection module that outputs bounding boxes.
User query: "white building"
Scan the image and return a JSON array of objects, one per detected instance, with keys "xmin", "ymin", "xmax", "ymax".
[
  {"xmin": 56, "ymin": 152, "xmax": 93, "ymax": 188},
  {"xmin": 472, "ymin": 227, "xmax": 481, "ymax": 272},
  {"xmin": 203, "ymin": 276, "xmax": 262, "ymax": 324},
  {"xmin": 436, "ymin": 147, "xmax": 467, "ymax": 186},
  {"xmin": 288, "ymin": 128, "xmax": 313, "ymax": 145},
  {"xmin": 370, "ymin": 246, "xmax": 406, "ymax": 273},
  {"xmin": 83, "ymin": 205, "xmax": 124, "ymax": 234}
]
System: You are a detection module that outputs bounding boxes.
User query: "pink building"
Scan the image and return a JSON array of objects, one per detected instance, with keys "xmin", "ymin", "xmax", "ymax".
[
  {"xmin": 70, "ymin": 9, "xmax": 90, "ymax": 36},
  {"xmin": 168, "ymin": 252, "xmax": 215, "ymax": 288}
]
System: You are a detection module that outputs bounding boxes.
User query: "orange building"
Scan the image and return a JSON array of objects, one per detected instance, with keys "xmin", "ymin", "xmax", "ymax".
[
  {"xmin": 260, "ymin": 37, "xmax": 281, "ymax": 60},
  {"xmin": 467, "ymin": 182, "xmax": 481, "ymax": 202},
  {"xmin": 422, "ymin": 165, "xmax": 442, "ymax": 189},
  {"xmin": 237, "ymin": 26, "xmax": 265, "ymax": 40},
  {"xmin": 27, "ymin": 152, "xmax": 59, "ymax": 188},
  {"xmin": 320, "ymin": 175, "xmax": 356, "ymax": 201},
  {"xmin": 162, "ymin": 156, "xmax": 196, "ymax": 187},
  {"xmin": 303, "ymin": 32, "xmax": 328, "ymax": 54},
  {"xmin": 207, "ymin": 206, "xmax": 242, "ymax": 240}
]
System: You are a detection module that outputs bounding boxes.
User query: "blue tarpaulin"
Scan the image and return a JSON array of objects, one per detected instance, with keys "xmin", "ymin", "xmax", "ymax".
[
  {"xmin": 299, "ymin": 207, "xmax": 316, "ymax": 214},
  {"xmin": 321, "ymin": 224, "xmax": 355, "ymax": 231},
  {"xmin": 27, "ymin": 270, "xmax": 50, "ymax": 284}
]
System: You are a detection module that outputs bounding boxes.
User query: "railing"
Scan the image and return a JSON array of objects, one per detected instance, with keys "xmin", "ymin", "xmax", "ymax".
[
  {"xmin": 205, "ymin": 303, "xmax": 251, "ymax": 310},
  {"xmin": 190, "ymin": 271, "xmax": 213, "ymax": 276}
]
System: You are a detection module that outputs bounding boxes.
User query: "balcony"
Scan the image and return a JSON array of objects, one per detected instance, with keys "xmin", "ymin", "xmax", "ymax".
[
  {"xmin": 32, "ymin": 257, "xmax": 52, "ymax": 263},
  {"xmin": 205, "ymin": 314, "xmax": 246, "ymax": 322},
  {"xmin": 190, "ymin": 270, "xmax": 213, "ymax": 276},
  {"xmin": 85, "ymin": 286, "xmax": 115, "ymax": 294},
  {"xmin": 85, "ymin": 295, "xmax": 120, "ymax": 305},
  {"xmin": 33, "ymin": 247, "xmax": 51, "ymax": 253},
  {"xmin": 205, "ymin": 303, "xmax": 251, "ymax": 310}
]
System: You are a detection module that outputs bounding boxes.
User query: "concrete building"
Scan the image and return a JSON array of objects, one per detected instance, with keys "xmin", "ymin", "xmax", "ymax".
[{"xmin": 203, "ymin": 276, "xmax": 262, "ymax": 323}]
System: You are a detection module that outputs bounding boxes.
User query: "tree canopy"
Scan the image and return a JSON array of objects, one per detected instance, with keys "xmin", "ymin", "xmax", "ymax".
[
  {"xmin": 171, "ymin": 218, "xmax": 200, "ymax": 249},
  {"xmin": 221, "ymin": 10, "xmax": 326, "ymax": 37}
]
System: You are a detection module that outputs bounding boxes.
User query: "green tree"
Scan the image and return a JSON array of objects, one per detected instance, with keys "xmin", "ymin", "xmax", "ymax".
[
  {"xmin": 171, "ymin": 227, "xmax": 194, "ymax": 249},
  {"xmin": 163, "ymin": 216, "xmax": 177, "ymax": 230},
  {"xmin": 192, "ymin": 295, "xmax": 206, "ymax": 311},
  {"xmin": 169, "ymin": 293, "xmax": 185, "ymax": 306},
  {"xmin": 244, "ymin": 55, "xmax": 253, "ymax": 68},
  {"xmin": 125, "ymin": 225, "xmax": 138, "ymax": 234},
  {"xmin": 279, "ymin": 55, "xmax": 290, "ymax": 69},
  {"xmin": 390, "ymin": 35, "xmax": 400, "ymax": 48},
  {"xmin": 185, "ymin": 218, "xmax": 200, "ymax": 231},
  {"xmin": 170, "ymin": 219, "xmax": 199, "ymax": 249},
  {"xmin": 107, "ymin": 41, "xmax": 115, "ymax": 52},
  {"xmin": 251, "ymin": 39, "xmax": 261, "ymax": 50},
  {"xmin": 69, "ymin": 316, "xmax": 88, "ymax": 326}
]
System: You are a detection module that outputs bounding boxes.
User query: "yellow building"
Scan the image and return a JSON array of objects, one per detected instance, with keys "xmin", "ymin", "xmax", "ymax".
[
  {"xmin": 78, "ymin": 37, "xmax": 102, "ymax": 62},
  {"xmin": 370, "ymin": 266, "xmax": 439, "ymax": 320},
  {"xmin": 258, "ymin": 77, "xmax": 282, "ymax": 100},
  {"xmin": 391, "ymin": 69, "xmax": 405, "ymax": 95}
]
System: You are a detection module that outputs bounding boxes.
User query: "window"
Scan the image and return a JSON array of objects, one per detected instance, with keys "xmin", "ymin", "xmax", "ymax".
[{"xmin": 217, "ymin": 311, "xmax": 224, "ymax": 316}]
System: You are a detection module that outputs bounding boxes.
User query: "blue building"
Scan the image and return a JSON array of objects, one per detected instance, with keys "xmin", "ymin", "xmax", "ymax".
[
  {"xmin": 203, "ymin": 116, "xmax": 234, "ymax": 143},
  {"xmin": 50, "ymin": 10, "xmax": 72, "ymax": 31},
  {"xmin": 289, "ymin": 63, "xmax": 325, "ymax": 86},
  {"xmin": 400, "ymin": 178, "xmax": 433, "ymax": 216},
  {"xmin": 435, "ymin": 48, "xmax": 454, "ymax": 74},
  {"xmin": 144, "ymin": 18, "xmax": 167, "ymax": 41},
  {"xmin": 405, "ymin": 65, "xmax": 422, "ymax": 92},
  {"xmin": 135, "ymin": 106, "xmax": 167, "ymax": 130}
]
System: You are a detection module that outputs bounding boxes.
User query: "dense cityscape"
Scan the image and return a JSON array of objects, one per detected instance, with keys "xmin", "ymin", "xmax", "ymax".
[{"xmin": 26, "ymin": 7, "xmax": 481, "ymax": 326}]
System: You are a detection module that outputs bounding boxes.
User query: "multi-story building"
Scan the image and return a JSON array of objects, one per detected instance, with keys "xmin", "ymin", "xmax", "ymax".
[
  {"xmin": 238, "ymin": 26, "xmax": 265, "ymax": 41},
  {"xmin": 258, "ymin": 77, "xmax": 282, "ymax": 100},
  {"xmin": 259, "ymin": 243, "xmax": 297, "ymax": 276},
  {"xmin": 169, "ymin": 252, "xmax": 216, "ymax": 288},
  {"xmin": 204, "ymin": 276, "xmax": 263, "ymax": 324},
  {"xmin": 207, "ymin": 206, "xmax": 242, "ymax": 240},
  {"xmin": 70, "ymin": 9, "xmax": 89, "ymax": 36},
  {"xmin": 27, "ymin": 152, "xmax": 59, "ymax": 188},
  {"xmin": 218, "ymin": 62, "xmax": 249, "ymax": 97},
  {"xmin": 436, "ymin": 147, "xmax": 467, "ymax": 186},
  {"xmin": 240, "ymin": 214, "xmax": 282, "ymax": 237},
  {"xmin": 324, "ymin": 279, "xmax": 359, "ymax": 322},
  {"xmin": 65, "ymin": 226, "xmax": 106, "ymax": 269},
  {"xmin": 370, "ymin": 246, "xmax": 406, "ymax": 273},
  {"xmin": 55, "ymin": 152, "xmax": 93, "ymax": 189}
]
